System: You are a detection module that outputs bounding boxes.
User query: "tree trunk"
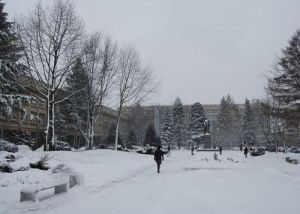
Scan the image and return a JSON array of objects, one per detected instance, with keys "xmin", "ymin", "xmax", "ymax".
[{"xmin": 115, "ymin": 112, "xmax": 121, "ymax": 150}]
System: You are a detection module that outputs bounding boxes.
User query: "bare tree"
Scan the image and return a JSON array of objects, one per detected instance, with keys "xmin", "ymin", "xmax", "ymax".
[
  {"xmin": 81, "ymin": 33, "xmax": 117, "ymax": 149},
  {"xmin": 114, "ymin": 46, "xmax": 157, "ymax": 150},
  {"xmin": 16, "ymin": 0, "xmax": 84, "ymax": 150}
]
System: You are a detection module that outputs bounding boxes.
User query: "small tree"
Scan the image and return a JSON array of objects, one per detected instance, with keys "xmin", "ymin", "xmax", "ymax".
[
  {"xmin": 106, "ymin": 123, "xmax": 122, "ymax": 147},
  {"xmin": 173, "ymin": 97, "xmax": 184, "ymax": 148},
  {"xmin": 243, "ymin": 99, "xmax": 256, "ymax": 146},
  {"xmin": 144, "ymin": 123, "xmax": 157, "ymax": 147},
  {"xmin": 188, "ymin": 102, "xmax": 206, "ymax": 146},
  {"xmin": 126, "ymin": 129, "xmax": 137, "ymax": 148},
  {"xmin": 161, "ymin": 110, "xmax": 173, "ymax": 146}
]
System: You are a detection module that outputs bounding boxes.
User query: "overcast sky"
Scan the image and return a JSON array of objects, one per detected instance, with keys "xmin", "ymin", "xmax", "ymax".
[{"xmin": 6, "ymin": 0, "xmax": 300, "ymax": 105}]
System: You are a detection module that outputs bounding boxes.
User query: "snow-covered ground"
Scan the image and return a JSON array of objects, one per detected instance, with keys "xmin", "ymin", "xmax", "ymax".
[{"xmin": 1, "ymin": 149, "xmax": 300, "ymax": 214}]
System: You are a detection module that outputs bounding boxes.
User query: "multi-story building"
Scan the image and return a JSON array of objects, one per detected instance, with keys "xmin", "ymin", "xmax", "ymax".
[{"xmin": 0, "ymin": 77, "xmax": 132, "ymax": 148}]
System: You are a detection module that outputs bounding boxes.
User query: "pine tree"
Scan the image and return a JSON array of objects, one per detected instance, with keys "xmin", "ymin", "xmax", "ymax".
[
  {"xmin": 0, "ymin": 1, "xmax": 21, "ymax": 62},
  {"xmin": 59, "ymin": 57, "xmax": 89, "ymax": 144},
  {"xmin": 144, "ymin": 123, "xmax": 157, "ymax": 147},
  {"xmin": 106, "ymin": 123, "xmax": 122, "ymax": 147},
  {"xmin": 127, "ymin": 129, "xmax": 137, "ymax": 146},
  {"xmin": 268, "ymin": 30, "xmax": 300, "ymax": 122},
  {"xmin": 161, "ymin": 110, "xmax": 173, "ymax": 146},
  {"xmin": 0, "ymin": 0, "xmax": 26, "ymax": 119},
  {"xmin": 243, "ymin": 99, "xmax": 256, "ymax": 146},
  {"xmin": 215, "ymin": 95, "xmax": 241, "ymax": 148},
  {"xmin": 188, "ymin": 102, "xmax": 206, "ymax": 146},
  {"xmin": 10, "ymin": 128, "xmax": 35, "ymax": 150},
  {"xmin": 173, "ymin": 97, "xmax": 184, "ymax": 148}
]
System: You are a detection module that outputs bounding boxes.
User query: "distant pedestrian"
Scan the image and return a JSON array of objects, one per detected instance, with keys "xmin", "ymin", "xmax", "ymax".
[
  {"xmin": 219, "ymin": 146, "xmax": 222, "ymax": 155},
  {"xmin": 167, "ymin": 144, "xmax": 171, "ymax": 157},
  {"xmin": 191, "ymin": 145, "xmax": 195, "ymax": 156},
  {"xmin": 244, "ymin": 146, "xmax": 248, "ymax": 158},
  {"xmin": 240, "ymin": 144, "xmax": 243, "ymax": 152},
  {"xmin": 154, "ymin": 145, "xmax": 164, "ymax": 173}
]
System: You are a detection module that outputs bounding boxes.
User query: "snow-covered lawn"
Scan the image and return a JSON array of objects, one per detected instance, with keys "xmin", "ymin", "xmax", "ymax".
[{"xmin": 1, "ymin": 149, "xmax": 300, "ymax": 214}]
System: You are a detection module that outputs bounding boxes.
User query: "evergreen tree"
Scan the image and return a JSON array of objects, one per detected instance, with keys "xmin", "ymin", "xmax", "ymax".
[
  {"xmin": 144, "ymin": 123, "xmax": 157, "ymax": 147},
  {"xmin": 0, "ymin": 0, "xmax": 26, "ymax": 119},
  {"xmin": 127, "ymin": 129, "xmax": 137, "ymax": 147},
  {"xmin": 58, "ymin": 57, "xmax": 89, "ymax": 144},
  {"xmin": 173, "ymin": 97, "xmax": 184, "ymax": 148},
  {"xmin": 268, "ymin": 30, "xmax": 300, "ymax": 122},
  {"xmin": 243, "ymin": 99, "xmax": 256, "ymax": 146},
  {"xmin": 188, "ymin": 102, "xmax": 206, "ymax": 146},
  {"xmin": 106, "ymin": 123, "xmax": 122, "ymax": 147},
  {"xmin": 215, "ymin": 95, "xmax": 241, "ymax": 148},
  {"xmin": 161, "ymin": 110, "xmax": 173, "ymax": 146},
  {"xmin": 10, "ymin": 128, "xmax": 35, "ymax": 150},
  {"xmin": 0, "ymin": 1, "xmax": 21, "ymax": 62}
]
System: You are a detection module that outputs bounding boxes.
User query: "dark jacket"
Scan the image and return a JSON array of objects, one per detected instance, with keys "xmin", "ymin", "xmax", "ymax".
[
  {"xmin": 244, "ymin": 147, "xmax": 248, "ymax": 154},
  {"xmin": 154, "ymin": 148, "xmax": 164, "ymax": 164}
]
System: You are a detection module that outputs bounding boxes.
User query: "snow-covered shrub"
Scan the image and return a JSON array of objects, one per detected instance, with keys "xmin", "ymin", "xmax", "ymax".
[
  {"xmin": 0, "ymin": 140, "xmax": 18, "ymax": 153},
  {"xmin": 52, "ymin": 141, "xmax": 71, "ymax": 151},
  {"xmin": 5, "ymin": 154, "xmax": 15, "ymax": 162},
  {"xmin": 213, "ymin": 153, "xmax": 218, "ymax": 160},
  {"xmin": 30, "ymin": 155, "xmax": 50, "ymax": 170},
  {"xmin": 0, "ymin": 163, "xmax": 13, "ymax": 173}
]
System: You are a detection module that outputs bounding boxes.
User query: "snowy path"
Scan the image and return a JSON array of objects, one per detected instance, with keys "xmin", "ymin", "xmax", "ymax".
[{"xmin": 40, "ymin": 151, "xmax": 300, "ymax": 214}]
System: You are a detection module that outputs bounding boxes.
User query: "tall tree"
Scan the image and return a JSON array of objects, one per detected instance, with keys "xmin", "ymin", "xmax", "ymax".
[
  {"xmin": 242, "ymin": 99, "xmax": 256, "ymax": 146},
  {"xmin": 215, "ymin": 95, "xmax": 241, "ymax": 148},
  {"xmin": 173, "ymin": 97, "xmax": 184, "ymax": 148},
  {"xmin": 114, "ymin": 45, "xmax": 156, "ymax": 150},
  {"xmin": 268, "ymin": 30, "xmax": 300, "ymax": 118},
  {"xmin": 81, "ymin": 33, "xmax": 117, "ymax": 150},
  {"xmin": 17, "ymin": 0, "xmax": 84, "ymax": 150},
  {"xmin": 161, "ymin": 109, "xmax": 173, "ymax": 146},
  {"xmin": 188, "ymin": 102, "xmax": 206, "ymax": 146},
  {"xmin": 127, "ymin": 103, "xmax": 148, "ymax": 146},
  {"xmin": 0, "ymin": 0, "xmax": 32, "ymax": 139},
  {"xmin": 58, "ymin": 57, "xmax": 89, "ymax": 146}
]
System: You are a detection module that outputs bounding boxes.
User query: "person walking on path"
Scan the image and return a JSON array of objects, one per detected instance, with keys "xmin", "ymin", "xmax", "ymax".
[
  {"xmin": 244, "ymin": 146, "xmax": 249, "ymax": 158},
  {"xmin": 191, "ymin": 145, "xmax": 195, "ymax": 156},
  {"xmin": 219, "ymin": 146, "xmax": 222, "ymax": 155},
  {"xmin": 154, "ymin": 146, "xmax": 164, "ymax": 173}
]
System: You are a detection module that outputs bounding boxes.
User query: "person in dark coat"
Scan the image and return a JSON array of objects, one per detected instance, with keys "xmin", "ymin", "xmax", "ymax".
[
  {"xmin": 154, "ymin": 146, "xmax": 164, "ymax": 173},
  {"xmin": 191, "ymin": 145, "xmax": 195, "ymax": 156},
  {"xmin": 219, "ymin": 146, "xmax": 222, "ymax": 155},
  {"xmin": 244, "ymin": 146, "xmax": 248, "ymax": 158}
]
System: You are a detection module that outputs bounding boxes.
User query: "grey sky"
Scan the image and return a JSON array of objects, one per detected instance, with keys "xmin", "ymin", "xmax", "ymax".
[{"xmin": 6, "ymin": 0, "xmax": 300, "ymax": 105}]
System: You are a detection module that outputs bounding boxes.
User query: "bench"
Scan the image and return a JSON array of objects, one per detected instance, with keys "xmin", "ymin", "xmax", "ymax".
[
  {"xmin": 20, "ymin": 174, "xmax": 84, "ymax": 202},
  {"xmin": 20, "ymin": 179, "xmax": 69, "ymax": 202}
]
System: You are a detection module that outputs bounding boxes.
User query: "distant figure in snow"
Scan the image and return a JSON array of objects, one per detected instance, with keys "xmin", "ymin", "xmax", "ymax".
[
  {"xmin": 240, "ymin": 144, "xmax": 243, "ymax": 152},
  {"xmin": 219, "ymin": 146, "xmax": 222, "ymax": 155},
  {"xmin": 191, "ymin": 145, "xmax": 195, "ymax": 156},
  {"xmin": 244, "ymin": 146, "xmax": 248, "ymax": 158},
  {"xmin": 154, "ymin": 145, "xmax": 164, "ymax": 173},
  {"xmin": 167, "ymin": 144, "xmax": 171, "ymax": 157}
]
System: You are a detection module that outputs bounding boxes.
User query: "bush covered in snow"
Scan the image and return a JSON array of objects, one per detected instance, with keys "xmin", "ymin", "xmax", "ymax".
[
  {"xmin": 52, "ymin": 141, "xmax": 72, "ymax": 151},
  {"xmin": 30, "ymin": 155, "xmax": 50, "ymax": 170},
  {"xmin": 0, "ymin": 163, "xmax": 13, "ymax": 173},
  {"xmin": 0, "ymin": 139, "xmax": 18, "ymax": 153}
]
